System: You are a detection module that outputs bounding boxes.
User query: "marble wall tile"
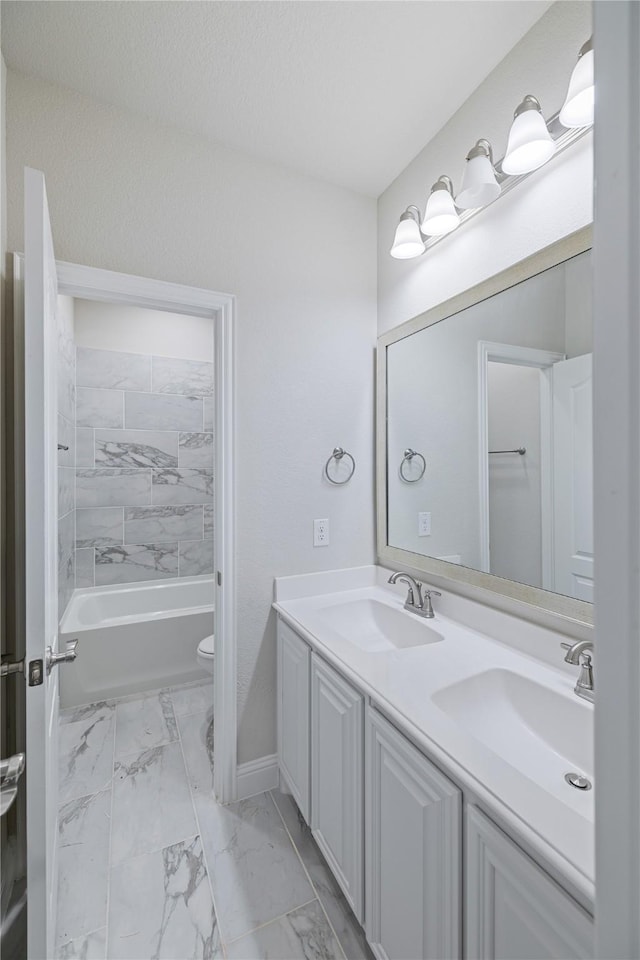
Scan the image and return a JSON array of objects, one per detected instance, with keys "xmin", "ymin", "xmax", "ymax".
[
  {"xmin": 176, "ymin": 708, "xmax": 214, "ymax": 797},
  {"xmin": 152, "ymin": 357, "xmax": 214, "ymax": 398},
  {"xmin": 203, "ymin": 504, "xmax": 214, "ymax": 539},
  {"xmin": 57, "ymin": 307, "xmax": 76, "ymax": 424},
  {"xmin": 152, "ymin": 468, "xmax": 213, "ymax": 505},
  {"xmin": 114, "ymin": 691, "xmax": 178, "ymax": 760},
  {"xmin": 225, "ymin": 900, "xmax": 343, "ymax": 960},
  {"xmin": 59, "ymin": 509, "xmax": 75, "ymax": 569},
  {"xmin": 75, "ymin": 547, "xmax": 95, "ymax": 588},
  {"xmin": 124, "ymin": 504, "xmax": 203, "ymax": 544},
  {"xmin": 58, "ymin": 467, "xmax": 75, "ymax": 519},
  {"xmin": 76, "ymin": 427, "xmax": 95, "ymax": 468},
  {"xmin": 76, "ymin": 387, "xmax": 124, "ymax": 429},
  {"xmin": 111, "ymin": 741, "xmax": 198, "ymax": 864},
  {"xmin": 125, "ymin": 392, "xmax": 202, "ymax": 431},
  {"xmin": 58, "ymin": 414, "xmax": 75, "ymax": 468},
  {"xmin": 58, "ymin": 510, "xmax": 75, "ymax": 621},
  {"xmin": 76, "ymin": 507, "xmax": 124, "ymax": 549},
  {"xmin": 59, "ymin": 705, "xmax": 115, "ymax": 804},
  {"xmin": 271, "ymin": 789, "xmax": 373, "ymax": 960},
  {"xmin": 179, "ymin": 539, "xmax": 214, "ymax": 577},
  {"xmin": 203, "ymin": 398, "xmax": 214, "ymax": 432},
  {"xmin": 94, "ymin": 542, "xmax": 179, "ymax": 586},
  {"xmin": 95, "ymin": 428, "xmax": 179, "ymax": 468},
  {"xmin": 108, "ymin": 836, "xmax": 221, "ymax": 960},
  {"xmin": 179, "ymin": 432, "xmax": 214, "ymax": 470},
  {"xmin": 56, "ymin": 791, "xmax": 111, "ymax": 950},
  {"xmin": 193, "ymin": 792, "xmax": 314, "ymax": 942},
  {"xmin": 76, "ymin": 469, "xmax": 151, "ymax": 509},
  {"xmin": 77, "ymin": 346, "xmax": 151, "ymax": 392},
  {"xmin": 57, "ymin": 927, "xmax": 106, "ymax": 960}
]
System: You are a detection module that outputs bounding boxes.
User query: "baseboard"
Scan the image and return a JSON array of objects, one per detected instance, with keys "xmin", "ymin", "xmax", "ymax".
[{"xmin": 236, "ymin": 753, "xmax": 279, "ymax": 800}]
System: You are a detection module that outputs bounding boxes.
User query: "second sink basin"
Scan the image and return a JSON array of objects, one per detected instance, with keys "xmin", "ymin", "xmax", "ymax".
[{"xmin": 317, "ymin": 598, "xmax": 443, "ymax": 653}]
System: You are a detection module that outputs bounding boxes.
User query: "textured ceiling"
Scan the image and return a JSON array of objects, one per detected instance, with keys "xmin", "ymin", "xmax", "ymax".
[{"xmin": 1, "ymin": 0, "xmax": 553, "ymax": 196}]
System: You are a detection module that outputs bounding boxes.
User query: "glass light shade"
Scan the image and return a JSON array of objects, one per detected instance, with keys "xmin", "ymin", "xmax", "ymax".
[
  {"xmin": 559, "ymin": 48, "xmax": 594, "ymax": 127},
  {"xmin": 421, "ymin": 186, "xmax": 459, "ymax": 236},
  {"xmin": 456, "ymin": 154, "xmax": 501, "ymax": 210},
  {"xmin": 502, "ymin": 103, "xmax": 555, "ymax": 176},
  {"xmin": 390, "ymin": 215, "xmax": 425, "ymax": 259}
]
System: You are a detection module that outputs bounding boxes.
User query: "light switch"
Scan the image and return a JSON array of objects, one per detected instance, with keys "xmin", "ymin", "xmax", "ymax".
[{"xmin": 418, "ymin": 512, "xmax": 431, "ymax": 537}]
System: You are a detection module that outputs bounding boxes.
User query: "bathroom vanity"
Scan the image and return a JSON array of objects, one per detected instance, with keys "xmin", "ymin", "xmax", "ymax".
[{"xmin": 274, "ymin": 567, "xmax": 594, "ymax": 960}]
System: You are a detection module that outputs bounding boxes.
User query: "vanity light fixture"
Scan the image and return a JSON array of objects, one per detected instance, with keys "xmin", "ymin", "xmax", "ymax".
[
  {"xmin": 559, "ymin": 36, "xmax": 594, "ymax": 128},
  {"xmin": 502, "ymin": 95, "xmax": 556, "ymax": 175},
  {"xmin": 456, "ymin": 139, "xmax": 501, "ymax": 210},
  {"xmin": 390, "ymin": 206, "xmax": 425, "ymax": 259},
  {"xmin": 421, "ymin": 176, "xmax": 460, "ymax": 236}
]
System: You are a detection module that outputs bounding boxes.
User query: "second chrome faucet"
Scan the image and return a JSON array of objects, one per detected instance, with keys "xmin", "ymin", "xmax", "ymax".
[{"xmin": 388, "ymin": 572, "xmax": 440, "ymax": 619}]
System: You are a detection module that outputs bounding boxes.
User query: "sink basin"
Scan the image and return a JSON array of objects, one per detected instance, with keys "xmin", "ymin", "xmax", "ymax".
[
  {"xmin": 432, "ymin": 668, "xmax": 593, "ymax": 794},
  {"xmin": 317, "ymin": 598, "xmax": 443, "ymax": 653}
]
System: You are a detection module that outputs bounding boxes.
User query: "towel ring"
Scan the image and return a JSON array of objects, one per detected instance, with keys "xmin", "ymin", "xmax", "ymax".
[
  {"xmin": 324, "ymin": 447, "xmax": 356, "ymax": 485},
  {"xmin": 400, "ymin": 448, "xmax": 426, "ymax": 482}
]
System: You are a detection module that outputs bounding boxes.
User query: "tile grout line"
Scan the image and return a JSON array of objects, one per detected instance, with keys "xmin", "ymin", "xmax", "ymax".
[
  {"xmin": 174, "ymin": 693, "xmax": 228, "ymax": 959},
  {"xmin": 223, "ymin": 896, "xmax": 321, "ymax": 948},
  {"xmin": 268, "ymin": 790, "xmax": 349, "ymax": 960}
]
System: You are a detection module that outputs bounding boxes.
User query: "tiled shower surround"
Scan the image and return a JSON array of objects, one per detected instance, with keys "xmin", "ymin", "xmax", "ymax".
[
  {"xmin": 74, "ymin": 346, "xmax": 214, "ymax": 588},
  {"xmin": 57, "ymin": 298, "xmax": 77, "ymax": 618}
]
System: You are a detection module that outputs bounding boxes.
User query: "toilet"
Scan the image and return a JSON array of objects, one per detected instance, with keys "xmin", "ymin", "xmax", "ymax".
[{"xmin": 197, "ymin": 633, "xmax": 215, "ymax": 675}]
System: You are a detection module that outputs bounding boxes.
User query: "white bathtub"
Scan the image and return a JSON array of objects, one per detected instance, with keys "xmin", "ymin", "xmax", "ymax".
[{"xmin": 59, "ymin": 576, "xmax": 214, "ymax": 707}]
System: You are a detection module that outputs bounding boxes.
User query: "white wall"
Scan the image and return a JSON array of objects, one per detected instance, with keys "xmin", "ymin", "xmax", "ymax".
[
  {"xmin": 74, "ymin": 300, "xmax": 214, "ymax": 362},
  {"xmin": 377, "ymin": 1, "xmax": 593, "ymax": 335},
  {"xmin": 5, "ymin": 71, "xmax": 377, "ymax": 765}
]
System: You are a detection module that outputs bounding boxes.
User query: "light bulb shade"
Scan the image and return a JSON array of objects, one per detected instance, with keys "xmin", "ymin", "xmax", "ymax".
[
  {"xmin": 502, "ymin": 97, "xmax": 555, "ymax": 176},
  {"xmin": 456, "ymin": 149, "xmax": 501, "ymax": 210},
  {"xmin": 559, "ymin": 46, "xmax": 594, "ymax": 127},
  {"xmin": 390, "ymin": 212, "xmax": 425, "ymax": 259},
  {"xmin": 421, "ymin": 179, "xmax": 460, "ymax": 236}
]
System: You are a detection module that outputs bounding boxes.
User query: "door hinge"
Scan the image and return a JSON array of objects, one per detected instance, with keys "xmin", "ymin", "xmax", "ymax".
[{"xmin": 28, "ymin": 659, "xmax": 44, "ymax": 686}]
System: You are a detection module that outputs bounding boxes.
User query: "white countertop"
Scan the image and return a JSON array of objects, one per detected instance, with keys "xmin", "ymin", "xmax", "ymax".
[{"xmin": 273, "ymin": 565, "xmax": 594, "ymax": 909}]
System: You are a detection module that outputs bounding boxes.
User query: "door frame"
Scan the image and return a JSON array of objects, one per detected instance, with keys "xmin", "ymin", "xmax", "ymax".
[
  {"xmin": 54, "ymin": 259, "xmax": 238, "ymax": 804},
  {"xmin": 477, "ymin": 341, "xmax": 565, "ymax": 583}
]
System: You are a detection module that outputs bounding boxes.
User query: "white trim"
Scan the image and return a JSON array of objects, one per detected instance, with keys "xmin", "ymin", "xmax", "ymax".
[
  {"xmin": 236, "ymin": 754, "xmax": 280, "ymax": 800},
  {"xmin": 593, "ymin": 3, "xmax": 640, "ymax": 956},
  {"xmin": 477, "ymin": 341, "xmax": 565, "ymax": 580},
  {"xmin": 54, "ymin": 260, "xmax": 238, "ymax": 803}
]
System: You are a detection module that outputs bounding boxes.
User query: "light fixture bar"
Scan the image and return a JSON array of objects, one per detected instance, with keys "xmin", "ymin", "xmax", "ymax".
[{"xmin": 418, "ymin": 113, "xmax": 591, "ymax": 254}]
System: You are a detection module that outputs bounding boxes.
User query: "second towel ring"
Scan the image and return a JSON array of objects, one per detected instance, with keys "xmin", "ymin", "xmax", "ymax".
[
  {"xmin": 324, "ymin": 447, "xmax": 356, "ymax": 485},
  {"xmin": 400, "ymin": 448, "xmax": 426, "ymax": 482}
]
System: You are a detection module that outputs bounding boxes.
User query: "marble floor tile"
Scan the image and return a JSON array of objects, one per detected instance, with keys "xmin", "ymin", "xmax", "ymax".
[
  {"xmin": 108, "ymin": 836, "xmax": 222, "ymax": 959},
  {"xmin": 114, "ymin": 690, "xmax": 178, "ymax": 759},
  {"xmin": 56, "ymin": 792, "xmax": 111, "ymax": 949},
  {"xmin": 111, "ymin": 741, "xmax": 198, "ymax": 864},
  {"xmin": 59, "ymin": 706, "xmax": 115, "ymax": 804},
  {"xmin": 57, "ymin": 927, "xmax": 106, "ymax": 959},
  {"xmin": 272, "ymin": 789, "xmax": 374, "ymax": 960},
  {"xmin": 60, "ymin": 701, "xmax": 115, "ymax": 726},
  {"xmin": 194, "ymin": 790, "xmax": 314, "ymax": 943},
  {"xmin": 177, "ymin": 707, "xmax": 214, "ymax": 796},
  {"xmin": 168, "ymin": 680, "xmax": 213, "ymax": 718},
  {"xmin": 225, "ymin": 900, "xmax": 344, "ymax": 960}
]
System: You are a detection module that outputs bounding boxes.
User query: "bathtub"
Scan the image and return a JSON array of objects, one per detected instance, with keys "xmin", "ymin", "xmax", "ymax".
[{"xmin": 59, "ymin": 576, "xmax": 214, "ymax": 707}]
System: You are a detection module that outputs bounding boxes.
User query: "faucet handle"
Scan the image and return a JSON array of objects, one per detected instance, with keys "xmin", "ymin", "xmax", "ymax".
[{"xmin": 424, "ymin": 589, "xmax": 441, "ymax": 598}]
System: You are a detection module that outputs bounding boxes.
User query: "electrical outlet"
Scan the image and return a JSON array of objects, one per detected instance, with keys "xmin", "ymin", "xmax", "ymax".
[
  {"xmin": 418, "ymin": 512, "xmax": 431, "ymax": 537},
  {"xmin": 314, "ymin": 518, "xmax": 329, "ymax": 547}
]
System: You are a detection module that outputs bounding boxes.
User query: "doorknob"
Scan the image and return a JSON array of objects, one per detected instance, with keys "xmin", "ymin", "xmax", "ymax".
[
  {"xmin": 1, "ymin": 753, "xmax": 25, "ymax": 817},
  {"xmin": 45, "ymin": 639, "xmax": 78, "ymax": 675}
]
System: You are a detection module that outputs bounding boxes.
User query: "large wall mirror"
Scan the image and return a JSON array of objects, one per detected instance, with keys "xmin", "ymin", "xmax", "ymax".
[{"xmin": 377, "ymin": 227, "xmax": 593, "ymax": 625}]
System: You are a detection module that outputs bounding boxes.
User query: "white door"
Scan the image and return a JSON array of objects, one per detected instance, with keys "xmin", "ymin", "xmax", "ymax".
[
  {"xmin": 24, "ymin": 166, "xmax": 60, "ymax": 959},
  {"xmin": 552, "ymin": 354, "xmax": 594, "ymax": 601}
]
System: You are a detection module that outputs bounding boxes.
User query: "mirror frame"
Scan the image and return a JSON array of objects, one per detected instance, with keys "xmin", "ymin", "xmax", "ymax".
[{"xmin": 376, "ymin": 225, "xmax": 594, "ymax": 628}]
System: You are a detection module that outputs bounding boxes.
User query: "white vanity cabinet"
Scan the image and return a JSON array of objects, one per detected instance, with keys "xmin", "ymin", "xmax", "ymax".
[
  {"xmin": 310, "ymin": 652, "xmax": 364, "ymax": 921},
  {"xmin": 365, "ymin": 707, "xmax": 462, "ymax": 960},
  {"xmin": 466, "ymin": 806, "xmax": 593, "ymax": 960},
  {"xmin": 276, "ymin": 620, "xmax": 311, "ymax": 820}
]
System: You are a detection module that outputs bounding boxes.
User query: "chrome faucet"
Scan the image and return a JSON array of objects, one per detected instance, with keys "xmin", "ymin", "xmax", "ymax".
[
  {"xmin": 387, "ymin": 572, "xmax": 441, "ymax": 619},
  {"xmin": 561, "ymin": 640, "xmax": 594, "ymax": 703}
]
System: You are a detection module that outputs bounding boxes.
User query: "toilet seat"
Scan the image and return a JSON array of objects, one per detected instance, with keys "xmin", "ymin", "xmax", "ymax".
[{"xmin": 198, "ymin": 634, "xmax": 215, "ymax": 659}]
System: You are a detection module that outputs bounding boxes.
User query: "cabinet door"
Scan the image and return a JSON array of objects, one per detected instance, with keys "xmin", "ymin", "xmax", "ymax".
[
  {"xmin": 311, "ymin": 653, "xmax": 364, "ymax": 921},
  {"xmin": 366, "ymin": 708, "xmax": 461, "ymax": 960},
  {"xmin": 277, "ymin": 619, "xmax": 310, "ymax": 821},
  {"xmin": 466, "ymin": 806, "xmax": 593, "ymax": 960}
]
